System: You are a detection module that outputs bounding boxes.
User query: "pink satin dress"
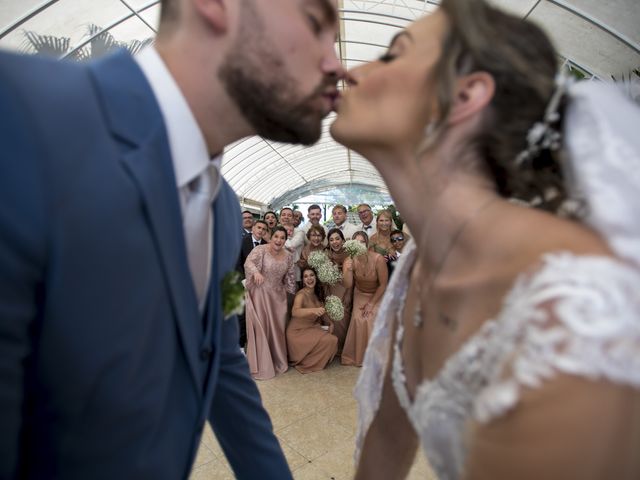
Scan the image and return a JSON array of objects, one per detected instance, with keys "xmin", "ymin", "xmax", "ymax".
[
  {"xmin": 341, "ymin": 252, "xmax": 386, "ymax": 367},
  {"xmin": 244, "ymin": 245, "xmax": 296, "ymax": 380},
  {"xmin": 326, "ymin": 249, "xmax": 353, "ymax": 353},
  {"xmin": 286, "ymin": 290, "xmax": 338, "ymax": 373}
]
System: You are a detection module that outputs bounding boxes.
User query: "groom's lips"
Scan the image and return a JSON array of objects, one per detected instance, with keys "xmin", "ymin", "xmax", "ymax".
[{"xmin": 321, "ymin": 89, "xmax": 341, "ymax": 113}]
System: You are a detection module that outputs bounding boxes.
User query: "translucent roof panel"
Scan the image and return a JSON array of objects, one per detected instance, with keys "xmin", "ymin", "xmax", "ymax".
[{"xmin": 1, "ymin": 0, "xmax": 638, "ymax": 208}]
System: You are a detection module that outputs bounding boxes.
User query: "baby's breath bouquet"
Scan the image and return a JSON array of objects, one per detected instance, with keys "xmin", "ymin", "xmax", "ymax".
[
  {"xmin": 344, "ymin": 239, "xmax": 367, "ymax": 258},
  {"xmin": 221, "ymin": 271, "xmax": 245, "ymax": 320},
  {"xmin": 317, "ymin": 262, "xmax": 342, "ymax": 286},
  {"xmin": 324, "ymin": 295, "xmax": 344, "ymax": 322},
  {"xmin": 308, "ymin": 250, "xmax": 330, "ymax": 270}
]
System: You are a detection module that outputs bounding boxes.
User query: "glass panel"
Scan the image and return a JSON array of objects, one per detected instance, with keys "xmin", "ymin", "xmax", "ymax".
[{"xmin": 0, "ymin": 0, "xmax": 132, "ymax": 55}]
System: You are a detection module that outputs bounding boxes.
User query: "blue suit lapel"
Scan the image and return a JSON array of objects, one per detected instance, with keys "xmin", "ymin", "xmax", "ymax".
[
  {"xmin": 208, "ymin": 182, "xmax": 233, "ymax": 345},
  {"xmin": 202, "ymin": 181, "xmax": 242, "ymax": 400},
  {"xmin": 89, "ymin": 51, "xmax": 201, "ymax": 389}
]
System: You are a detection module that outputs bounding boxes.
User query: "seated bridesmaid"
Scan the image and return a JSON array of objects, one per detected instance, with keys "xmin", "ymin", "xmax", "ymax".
[
  {"xmin": 341, "ymin": 231, "xmax": 388, "ymax": 367},
  {"xmin": 287, "ymin": 267, "xmax": 338, "ymax": 374},
  {"xmin": 297, "ymin": 225, "xmax": 326, "ymax": 270}
]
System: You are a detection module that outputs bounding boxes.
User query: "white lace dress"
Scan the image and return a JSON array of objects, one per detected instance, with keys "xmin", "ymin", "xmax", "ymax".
[{"xmin": 354, "ymin": 240, "xmax": 640, "ymax": 480}]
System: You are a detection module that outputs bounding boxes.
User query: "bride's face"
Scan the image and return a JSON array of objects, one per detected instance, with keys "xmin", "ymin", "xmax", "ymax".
[{"xmin": 330, "ymin": 11, "xmax": 446, "ymax": 153}]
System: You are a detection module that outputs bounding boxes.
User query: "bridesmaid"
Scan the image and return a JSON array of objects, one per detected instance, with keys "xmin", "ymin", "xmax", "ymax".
[
  {"xmin": 325, "ymin": 228, "xmax": 352, "ymax": 353},
  {"xmin": 368, "ymin": 210, "xmax": 396, "ymax": 261},
  {"xmin": 262, "ymin": 210, "xmax": 278, "ymax": 242},
  {"xmin": 297, "ymin": 225, "xmax": 326, "ymax": 270},
  {"xmin": 287, "ymin": 267, "xmax": 338, "ymax": 373},
  {"xmin": 244, "ymin": 226, "xmax": 296, "ymax": 380},
  {"xmin": 341, "ymin": 231, "xmax": 388, "ymax": 367}
]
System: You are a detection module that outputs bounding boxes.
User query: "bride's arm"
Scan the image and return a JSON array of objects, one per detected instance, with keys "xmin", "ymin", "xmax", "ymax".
[
  {"xmin": 463, "ymin": 264, "xmax": 640, "ymax": 480},
  {"xmin": 355, "ymin": 351, "xmax": 418, "ymax": 479},
  {"xmin": 464, "ymin": 376, "xmax": 640, "ymax": 480}
]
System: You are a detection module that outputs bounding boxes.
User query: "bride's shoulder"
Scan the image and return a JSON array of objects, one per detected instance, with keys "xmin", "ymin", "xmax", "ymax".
[{"xmin": 490, "ymin": 206, "xmax": 625, "ymax": 284}]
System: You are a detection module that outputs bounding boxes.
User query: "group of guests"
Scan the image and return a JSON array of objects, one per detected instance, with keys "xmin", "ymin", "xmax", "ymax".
[{"xmin": 236, "ymin": 203, "xmax": 409, "ymax": 380}]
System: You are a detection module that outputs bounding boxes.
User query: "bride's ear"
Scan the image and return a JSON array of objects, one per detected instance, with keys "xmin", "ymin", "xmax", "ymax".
[{"xmin": 448, "ymin": 72, "xmax": 495, "ymax": 125}]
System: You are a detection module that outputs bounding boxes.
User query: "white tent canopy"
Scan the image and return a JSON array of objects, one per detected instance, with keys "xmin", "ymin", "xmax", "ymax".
[{"xmin": 1, "ymin": 0, "xmax": 638, "ymax": 209}]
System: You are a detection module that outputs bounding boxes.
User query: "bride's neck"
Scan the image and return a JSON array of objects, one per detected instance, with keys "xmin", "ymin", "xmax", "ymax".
[{"xmin": 365, "ymin": 144, "xmax": 499, "ymax": 271}]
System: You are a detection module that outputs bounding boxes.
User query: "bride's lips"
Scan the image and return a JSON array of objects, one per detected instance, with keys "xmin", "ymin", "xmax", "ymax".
[{"xmin": 321, "ymin": 89, "xmax": 341, "ymax": 113}]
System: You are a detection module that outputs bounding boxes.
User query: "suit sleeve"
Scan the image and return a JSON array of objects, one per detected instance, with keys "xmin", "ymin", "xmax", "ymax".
[
  {"xmin": 235, "ymin": 238, "xmax": 247, "ymax": 278},
  {"xmin": 0, "ymin": 77, "xmax": 48, "ymax": 477},
  {"xmin": 207, "ymin": 301, "xmax": 292, "ymax": 479}
]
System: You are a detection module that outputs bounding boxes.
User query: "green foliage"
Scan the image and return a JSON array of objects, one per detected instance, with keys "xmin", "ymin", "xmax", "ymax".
[{"xmin": 385, "ymin": 204, "xmax": 404, "ymax": 231}]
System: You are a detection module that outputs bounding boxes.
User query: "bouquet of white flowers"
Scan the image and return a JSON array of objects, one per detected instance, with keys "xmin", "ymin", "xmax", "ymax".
[
  {"xmin": 317, "ymin": 262, "xmax": 342, "ymax": 286},
  {"xmin": 221, "ymin": 271, "xmax": 245, "ymax": 320},
  {"xmin": 308, "ymin": 250, "xmax": 330, "ymax": 270},
  {"xmin": 344, "ymin": 239, "xmax": 367, "ymax": 258},
  {"xmin": 324, "ymin": 295, "xmax": 344, "ymax": 322}
]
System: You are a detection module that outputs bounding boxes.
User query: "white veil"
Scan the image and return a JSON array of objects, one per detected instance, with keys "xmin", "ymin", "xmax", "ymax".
[{"xmin": 565, "ymin": 81, "xmax": 640, "ymax": 269}]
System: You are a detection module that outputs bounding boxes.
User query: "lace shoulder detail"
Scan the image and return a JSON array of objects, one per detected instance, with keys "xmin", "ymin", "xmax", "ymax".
[
  {"xmin": 353, "ymin": 240, "xmax": 417, "ymax": 461},
  {"xmin": 474, "ymin": 253, "xmax": 640, "ymax": 423}
]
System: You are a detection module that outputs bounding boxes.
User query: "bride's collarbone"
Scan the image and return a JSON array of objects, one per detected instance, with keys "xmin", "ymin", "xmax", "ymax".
[{"xmin": 400, "ymin": 262, "xmax": 516, "ymax": 387}]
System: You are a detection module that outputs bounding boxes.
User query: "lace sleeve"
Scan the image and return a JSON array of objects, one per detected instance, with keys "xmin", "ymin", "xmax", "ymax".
[
  {"xmin": 284, "ymin": 252, "xmax": 297, "ymax": 295},
  {"xmin": 473, "ymin": 253, "xmax": 640, "ymax": 424},
  {"xmin": 243, "ymin": 245, "xmax": 264, "ymax": 289}
]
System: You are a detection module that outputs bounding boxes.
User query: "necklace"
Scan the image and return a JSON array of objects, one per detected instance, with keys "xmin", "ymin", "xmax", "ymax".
[{"xmin": 414, "ymin": 196, "xmax": 498, "ymax": 328}]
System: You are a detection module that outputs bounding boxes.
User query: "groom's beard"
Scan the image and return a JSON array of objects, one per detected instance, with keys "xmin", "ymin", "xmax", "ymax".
[{"xmin": 218, "ymin": 2, "xmax": 328, "ymax": 145}]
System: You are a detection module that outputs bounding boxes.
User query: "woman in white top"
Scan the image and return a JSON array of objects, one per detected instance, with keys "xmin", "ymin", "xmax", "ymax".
[{"xmin": 330, "ymin": 0, "xmax": 640, "ymax": 479}]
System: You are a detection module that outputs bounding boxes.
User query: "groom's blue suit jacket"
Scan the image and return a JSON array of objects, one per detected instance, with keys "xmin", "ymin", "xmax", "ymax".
[{"xmin": 0, "ymin": 50, "xmax": 291, "ymax": 479}]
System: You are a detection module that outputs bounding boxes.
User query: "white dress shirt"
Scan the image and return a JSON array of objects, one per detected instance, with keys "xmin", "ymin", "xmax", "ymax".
[
  {"xmin": 135, "ymin": 47, "xmax": 221, "ymax": 309},
  {"xmin": 285, "ymin": 228, "xmax": 305, "ymax": 281},
  {"xmin": 336, "ymin": 222, "xmax": 359, "ymax": 241},
  {"xmin": 360, "ymin": 222, "xmax": 377, "ymax": 237}
]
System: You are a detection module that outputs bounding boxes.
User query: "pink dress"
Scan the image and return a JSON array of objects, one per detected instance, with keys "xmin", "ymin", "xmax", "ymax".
[
  {"xmin": 326, "ymin": 249, "xmax": 353, "ymax": 353},
  {"xmin": 341, "ymin": 252, "xmax": 387, "ymax": 367},
  {"xmin": 244, "ymin": 245, "xmax": 296, "ymax": 380},
  {"xmin": 286, "ymin": 290, "xmax": 338, "ymax": 373}
]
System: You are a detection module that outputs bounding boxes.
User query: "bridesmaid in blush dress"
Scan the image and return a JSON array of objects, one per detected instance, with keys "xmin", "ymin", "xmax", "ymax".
[
  {"xmin": 325, "ymin": 228, "xmax": 352, "ymax": 354},
  {"xmin": 244, "ymin": 226, "xmax": 296, "ymax": 380},
  {"xmin": 287, "ymin": 267, "xmax": 338, "ymax": 373},
  {"xmin": 341, "ymin": 231, "xmax": 388, "ymax": 367}
]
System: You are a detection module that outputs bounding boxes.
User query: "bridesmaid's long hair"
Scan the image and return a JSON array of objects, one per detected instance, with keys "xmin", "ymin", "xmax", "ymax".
[{"xmin": 301, "ymin": 266, "xmax": 325, "ymax": 303}]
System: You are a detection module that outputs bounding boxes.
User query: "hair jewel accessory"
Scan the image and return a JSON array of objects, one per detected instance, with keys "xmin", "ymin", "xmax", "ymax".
[{"xmin": 515, "ymin": 72, "xmax": 573, "ymax": 166}]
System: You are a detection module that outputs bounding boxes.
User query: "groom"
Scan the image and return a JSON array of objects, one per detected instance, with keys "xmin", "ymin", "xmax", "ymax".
[{"xmin": 0, "ymin": 0, "xmax": 343, "ymax": 478}]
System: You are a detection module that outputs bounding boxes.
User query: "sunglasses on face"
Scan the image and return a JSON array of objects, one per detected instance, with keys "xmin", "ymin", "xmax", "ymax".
[{"xmin": 391, "ymin": 236, "xmax": 404, "ymax": 242}]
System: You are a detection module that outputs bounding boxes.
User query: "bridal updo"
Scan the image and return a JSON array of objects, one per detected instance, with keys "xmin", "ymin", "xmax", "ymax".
[{"xmin": 427, "ymin": 0, "xmax": 568, "ymax": 213}]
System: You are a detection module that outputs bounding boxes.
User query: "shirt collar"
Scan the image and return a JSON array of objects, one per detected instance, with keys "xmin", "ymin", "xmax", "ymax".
[{"xmin": 134, "ymin": 47, "xmax": 221, "ymax": 191}]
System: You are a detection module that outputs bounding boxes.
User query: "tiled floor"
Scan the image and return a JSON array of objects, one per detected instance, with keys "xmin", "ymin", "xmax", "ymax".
[{"xmin": 190, "ymin": 359, "xmax": 436, "ymax": 479}]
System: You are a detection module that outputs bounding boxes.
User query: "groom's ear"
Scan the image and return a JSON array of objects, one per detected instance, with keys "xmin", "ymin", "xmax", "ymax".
[
  {"xmin": 447, "ymin": 72, "xmax": 495, "ymax": 125},
  {"xmin": 193, "ymin": 0, "xmax": 229, "ymax": 33}
]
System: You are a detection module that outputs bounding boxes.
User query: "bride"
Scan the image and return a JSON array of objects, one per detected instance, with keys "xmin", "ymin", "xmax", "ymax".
[{"xmin": 330, "ymin": 0, "xmax": 640, "ymax": 479}]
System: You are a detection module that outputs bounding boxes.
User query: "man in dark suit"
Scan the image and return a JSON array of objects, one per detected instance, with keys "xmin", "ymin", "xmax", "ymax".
[
  {"xmin": 241, "ymin": 210, "xmax": 255, "ymax": 238},
  {"xmin": 236, "ymin": 220, "xmax": 268, "ymax": 348},
  {"xmin": 0, "ymin": 0, "xmax": 344, "ymax": 478}
]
